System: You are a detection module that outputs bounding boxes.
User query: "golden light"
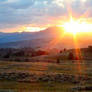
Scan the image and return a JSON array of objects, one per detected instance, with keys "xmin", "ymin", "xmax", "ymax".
[
  {"xmin": 62, "ymin": 17, "xmax": 92, "ymax": 35},
  {"xmin": 25, "ymin": 27, "xmax": 41, "ymax": 32},
  {"xmin": 18, "ymin": 27, "xmax": 46, "ymax": 33}
]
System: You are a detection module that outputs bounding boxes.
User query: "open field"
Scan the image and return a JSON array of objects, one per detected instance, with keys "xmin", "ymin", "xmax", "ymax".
[{"xmin": 0, "ymin": 60, "xmax": 92, "ymax": 92}]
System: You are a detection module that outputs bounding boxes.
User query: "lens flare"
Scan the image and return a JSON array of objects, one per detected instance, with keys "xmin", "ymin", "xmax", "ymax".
[{"xmin": 62, "ymin": 17, "xmax": 92, "ymax": 35}]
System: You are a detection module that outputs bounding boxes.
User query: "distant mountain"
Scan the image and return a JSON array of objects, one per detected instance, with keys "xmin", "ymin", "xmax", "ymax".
[
  {"xmin": 0, "ymin": 26, "xmax": 65, "ymax": 48},
  {"xmin": 0, "ymin": 26, "xmax": 92, "ymax": 49},
  {"xmin": 0, "ymin": 32, "xmax": 36, "ymax": 43},
  {"xmin": 0, "ymin": 26, "xmax": 64, "ymax": 43}
]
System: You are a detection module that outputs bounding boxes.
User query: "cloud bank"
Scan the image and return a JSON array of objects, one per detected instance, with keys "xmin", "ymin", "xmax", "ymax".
[{"xmin": 0, "ymin": 0, "xmax": 92, "ymax": 32}]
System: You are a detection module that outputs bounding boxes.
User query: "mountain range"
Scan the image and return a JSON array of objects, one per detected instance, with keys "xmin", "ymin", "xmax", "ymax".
[{"xmin": 0, "ymin": 26, "xmax": 92, "ymax": 49}]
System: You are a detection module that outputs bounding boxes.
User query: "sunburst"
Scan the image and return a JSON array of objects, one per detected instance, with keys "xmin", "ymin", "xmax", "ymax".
[{"xmin": 62, "ymin": 17, "xmax": 92, "ymax": 35}]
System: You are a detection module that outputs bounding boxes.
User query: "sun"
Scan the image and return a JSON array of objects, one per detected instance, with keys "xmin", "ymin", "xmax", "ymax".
[
  {"xmin": 63, "ymin": 18, "xmax": 83, "ymax": 35},
  {"xmin": 63, "ymin": 18, "xmax": 79, "ymax": 35},
  {"xmin": 62, "ymin": 17, "xmax": 92, "ymax": 35}
]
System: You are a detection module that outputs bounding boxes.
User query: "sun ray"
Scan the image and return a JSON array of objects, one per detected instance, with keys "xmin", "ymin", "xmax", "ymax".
[
  {"xmin": 79, "ymin": 9, "xmax": 90, "ymax": 19},
  {"xmin": 41, "ymin": 31, "xmax": 66, "ymax": 50},
  {"xmin": 63, "ymin": 5, "xmax": 89, "ymax": 85}
]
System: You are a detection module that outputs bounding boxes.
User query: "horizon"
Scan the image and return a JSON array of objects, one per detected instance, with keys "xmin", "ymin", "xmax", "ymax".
[{"xmin": 0, "ymin": 0, "xmax": 92, "ymax": 49}]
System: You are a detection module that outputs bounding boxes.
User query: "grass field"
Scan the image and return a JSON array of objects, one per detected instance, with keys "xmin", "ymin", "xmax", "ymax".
[{"xmin": 0, "ymin": 60, "xmax": 92, "ymax": 92}]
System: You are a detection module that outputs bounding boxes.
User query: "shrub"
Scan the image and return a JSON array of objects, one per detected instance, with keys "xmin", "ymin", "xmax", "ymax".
[{"xmin": 68, "ymin": 52, "xmax": 74, "ymax": 60}]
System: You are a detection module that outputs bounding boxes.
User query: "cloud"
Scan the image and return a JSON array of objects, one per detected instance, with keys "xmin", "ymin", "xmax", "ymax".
[
  {"xmin": 81, "ymin": 0, "xmax": 87, "ymax": 2},
  {"xmin": 0, "ymin": 0, "xmax": 91, "ymax": 32},
  {"xmin": 53, "ymin": 0, "xmax": 64, "ymax": 8},
  {"xmin": 5, "ymin": 0, "xmax": 19, "ymax": 3}
]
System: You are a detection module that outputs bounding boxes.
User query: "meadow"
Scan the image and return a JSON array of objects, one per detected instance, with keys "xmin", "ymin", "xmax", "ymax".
[{"xmin": 0, "ymin": 59, "xmax": 91, "ymax": 92}]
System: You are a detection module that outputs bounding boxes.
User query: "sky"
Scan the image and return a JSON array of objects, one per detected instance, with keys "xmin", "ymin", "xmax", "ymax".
[{"xmin": 0, "ymin": 0, "xmax": 92, "ymax": 33}]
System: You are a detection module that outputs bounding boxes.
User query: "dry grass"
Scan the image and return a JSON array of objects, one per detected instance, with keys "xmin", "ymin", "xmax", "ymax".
[{"xmin": 0, "ymin": 60, "xmax": 91, "ymax": 92}]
